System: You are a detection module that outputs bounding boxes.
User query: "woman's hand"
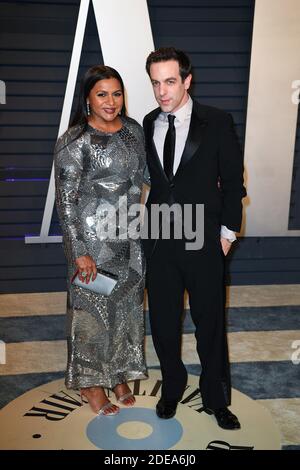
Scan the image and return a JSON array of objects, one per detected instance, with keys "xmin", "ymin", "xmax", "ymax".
[{"xmin": 75, "ymin": 255, "xmax": 97, "ymax": 283}]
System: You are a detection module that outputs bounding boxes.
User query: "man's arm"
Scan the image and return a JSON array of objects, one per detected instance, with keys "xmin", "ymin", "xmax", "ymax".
[
  {"xmin": 218, "ymin": 112, "xmax": 247, "ymax": 232},
  {"xmin": 220, "ymin": 225, "xmax": 236, "ymax": 256}
]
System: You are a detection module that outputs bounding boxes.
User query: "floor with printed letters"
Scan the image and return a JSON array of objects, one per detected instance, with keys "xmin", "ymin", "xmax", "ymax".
[{"xmin": 0, "ymin": 285, "xmax": 299, "ymax": 450}]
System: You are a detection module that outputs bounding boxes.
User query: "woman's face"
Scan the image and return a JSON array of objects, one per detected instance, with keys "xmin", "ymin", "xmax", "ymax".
[{"xmin": 87, "ymin": 78, "xmax": 123, "ymax": 125}]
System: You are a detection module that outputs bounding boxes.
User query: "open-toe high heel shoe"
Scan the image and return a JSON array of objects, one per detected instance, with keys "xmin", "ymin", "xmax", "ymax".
[
  {"xmin": 80, "ymin": 388, "xmax": 119, "ymax": 416},
  {"xmin": 113, "ymin": 384, "xmax": 136, "ymax": 407},
  {"xmin": 117, "ymin": 392, "xmax": 135, "ymax": 406},
  {"xmin": 96, "ymin": 401, "xmax": 120, "ymax": 416}
]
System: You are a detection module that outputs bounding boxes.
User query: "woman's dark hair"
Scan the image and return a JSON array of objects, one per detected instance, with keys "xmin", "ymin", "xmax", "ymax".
[
  {"xmin": 146, "ymin": 47, "xmax": 192, "ymax": 82},
  {"xmin": 71, "ymin": 65, "xmax": 127, "ymax": 128}
]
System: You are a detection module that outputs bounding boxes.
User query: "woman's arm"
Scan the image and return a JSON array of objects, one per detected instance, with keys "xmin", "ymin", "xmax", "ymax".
[{"xmin": 54, "ymin": 132, "xmax": 96, "ymax": 282}]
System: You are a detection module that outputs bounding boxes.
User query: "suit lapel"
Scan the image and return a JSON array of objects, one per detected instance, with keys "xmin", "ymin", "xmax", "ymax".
[
  {"xmin": 144, "ymin": 108, "xmax": 169, "ymax": 182},
  {"xmin": 175, "ymin": 104, "xmax": 208, "ymax": 178}
]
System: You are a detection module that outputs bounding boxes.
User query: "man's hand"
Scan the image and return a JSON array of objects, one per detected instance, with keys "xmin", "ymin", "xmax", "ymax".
[
  {"xmin": 220, "ymin": 237, "xmax": 232, "ymax": 256},
  {"xmin": 75, "ymin": 255, "xmax": 97, "ymax": 283}
]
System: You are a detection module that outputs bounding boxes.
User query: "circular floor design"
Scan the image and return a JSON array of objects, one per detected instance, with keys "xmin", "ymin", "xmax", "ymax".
[{"xmin": 0, "ymin": 370, "xmax": 281, "ymax": 450}]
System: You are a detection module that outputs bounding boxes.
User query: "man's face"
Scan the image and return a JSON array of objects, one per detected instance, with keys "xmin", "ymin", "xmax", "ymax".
[{"xmin": 149, "ymin": 60, "xmax": 192, "ymax": 113}]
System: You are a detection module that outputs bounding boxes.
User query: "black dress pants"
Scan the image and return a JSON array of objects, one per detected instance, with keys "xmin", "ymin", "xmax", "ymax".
[{"xmin": 146, "ymin": 237, "xmax": 231, "ymax": 410}]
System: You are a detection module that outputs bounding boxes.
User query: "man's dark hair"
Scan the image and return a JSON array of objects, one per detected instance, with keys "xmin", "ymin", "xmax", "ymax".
[{"xmin": 146, "ymin": 47, "xmax": 192, "ymax": 81}]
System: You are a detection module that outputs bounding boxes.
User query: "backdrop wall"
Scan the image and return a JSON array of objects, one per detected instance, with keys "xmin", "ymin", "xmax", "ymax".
[{"xmin": 0, "ymin": 0, "xmax": 299, "ymax": 293}]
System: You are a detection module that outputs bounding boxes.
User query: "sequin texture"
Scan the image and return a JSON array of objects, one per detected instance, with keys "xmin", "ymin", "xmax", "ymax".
[{"xmin": 54, "ymin": 117, "xmax": 147, "ymax": 389}]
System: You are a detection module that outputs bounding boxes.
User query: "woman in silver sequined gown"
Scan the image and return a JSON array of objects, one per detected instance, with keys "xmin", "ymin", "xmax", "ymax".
[{"xmin": 54, "ymin": 66, "xmax": 147, "ymax": 415}]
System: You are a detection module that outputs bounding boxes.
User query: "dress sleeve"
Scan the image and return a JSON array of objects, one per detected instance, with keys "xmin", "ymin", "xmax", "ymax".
[
  {"xmin": 143, "ymin": 164, "xmax": 151, "ymax": 187},
  {"xmin": 54, "ymin": 131, "xmax": 89, "ymax": 260},
  {"xmin": 132, "ymin": 121, "xmax": 148, "ymax": 187}
]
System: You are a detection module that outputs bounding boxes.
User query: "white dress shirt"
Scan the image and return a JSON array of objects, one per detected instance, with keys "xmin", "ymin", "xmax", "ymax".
[{"xmin": 153, "ymin": 95, "xmax": 236, "ymax": 242}]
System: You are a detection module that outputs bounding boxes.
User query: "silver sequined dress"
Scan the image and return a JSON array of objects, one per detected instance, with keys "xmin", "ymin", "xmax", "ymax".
[{"xmin": 54, "ymin": 117, "xmax": 147, "ymax": 390}]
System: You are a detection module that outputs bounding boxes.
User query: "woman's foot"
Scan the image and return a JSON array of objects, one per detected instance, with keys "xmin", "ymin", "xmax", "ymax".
[
  {"xmin": 80, "ymin": 386, "xmax": 119, "ymax": 416},
  {"xmin": 113, "ymin": 382, "xmax": 136, "ymax": 406}
]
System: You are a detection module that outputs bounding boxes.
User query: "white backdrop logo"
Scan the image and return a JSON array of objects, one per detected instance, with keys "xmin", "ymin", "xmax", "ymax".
[
  {"xmin": 243, "ymin": 0, "xmax": 300, "ymax": 237},
  {"xmin": 25, "ymin": 0, "xmax": 155, "ymax": 244}
]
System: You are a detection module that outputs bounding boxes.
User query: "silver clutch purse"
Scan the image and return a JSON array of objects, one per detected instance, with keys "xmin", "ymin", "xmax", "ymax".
[{"xmin": 71, "ymin": 268, "xmax": 118, "ymax": 296}]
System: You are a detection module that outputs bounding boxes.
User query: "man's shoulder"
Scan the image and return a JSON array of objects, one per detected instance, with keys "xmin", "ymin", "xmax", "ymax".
[
  {"xmin": 143, "ymin": 107, "xmax": 161, "ymax": 125},
  {"xmin": 192, "ymin": 100, "xmax": 229, "ymax": 121},
  {"xmin": 143, "ymin": 101, "xmax": 231, "ymax": 126}
]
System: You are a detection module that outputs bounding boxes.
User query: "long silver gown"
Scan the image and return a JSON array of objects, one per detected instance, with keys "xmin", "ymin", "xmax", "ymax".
[{"xmin": 54, "ymin": 117, "xmax": 147, "ymax": 390}]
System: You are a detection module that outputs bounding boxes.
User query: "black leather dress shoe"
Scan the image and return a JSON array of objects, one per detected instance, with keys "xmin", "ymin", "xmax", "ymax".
[
  {"xmin": 156, "ymin": 398, "xmax": 178, "ymax": 419},
  {"xmin": 204, "ymin": 407, "xmax": 241, "ymax": 430}
]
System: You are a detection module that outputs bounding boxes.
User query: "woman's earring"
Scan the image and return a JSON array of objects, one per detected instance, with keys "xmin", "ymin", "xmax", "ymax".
[{"xmin": 86, "ymin": 102, "xmax": 90, "ymax": 116}]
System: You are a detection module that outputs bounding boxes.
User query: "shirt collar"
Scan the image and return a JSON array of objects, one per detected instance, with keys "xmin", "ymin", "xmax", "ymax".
[{"xmin": 158, "ymin": 95, "xmax": 193, "ymax": 124}]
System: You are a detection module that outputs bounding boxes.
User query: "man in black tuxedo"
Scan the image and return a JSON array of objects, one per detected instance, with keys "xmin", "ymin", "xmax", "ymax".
[{"xmin": 143, "ymin": 47, "xmax": 246, "ymax": 430}]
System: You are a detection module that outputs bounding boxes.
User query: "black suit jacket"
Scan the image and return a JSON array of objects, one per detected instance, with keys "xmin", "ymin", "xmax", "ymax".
[{"xmin": 142, "ymin": 99, "xmax": 246, "ymax": 257}]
